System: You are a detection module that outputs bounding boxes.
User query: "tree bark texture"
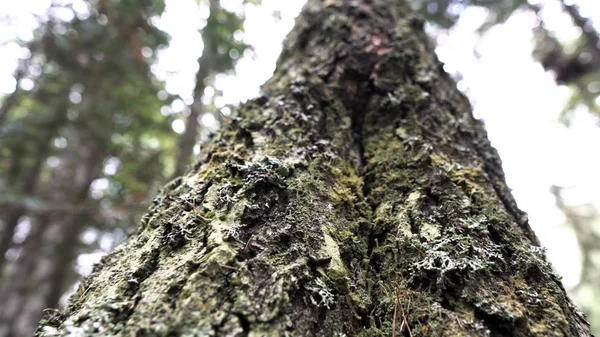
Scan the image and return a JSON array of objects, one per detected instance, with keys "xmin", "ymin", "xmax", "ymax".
[{"xmin": 36, "ymin": 0, "xmax": 592, "ymax": 336}]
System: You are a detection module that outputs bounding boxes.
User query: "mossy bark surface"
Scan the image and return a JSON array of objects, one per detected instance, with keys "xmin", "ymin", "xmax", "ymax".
[{"xmin": 36, "ymin": 0, "xmax": 591, "ymax": 336}]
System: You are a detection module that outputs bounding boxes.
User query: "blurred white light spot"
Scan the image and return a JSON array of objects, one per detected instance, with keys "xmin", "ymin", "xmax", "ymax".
[
  {"xmin": 52, "ymin": 24, "xmax": 67, "ymax": 36},
  {"xmin": 543, "ymin": 226, "xmax": 582, "ymax": 288},
  {"xmin": 0, "ymin": 76, "xmax": 17, "ymax": 94},
  {"xmin": 181, "ymin": 106, "xmax": 191, "ymax": 117},
  {"xmin": 220, "ymin": 0, "xmax": 243, "ymax": 12},
  {"xmin": 76, "ymin": 251, "xmax": 104, "ymax": 276},
  {"xmin": 12, "ymin": 217, "xmax": 31, "ymax": 244},
  {"xmin": 233, "ymin": 30, "xmax": 244, "ymax": 42},
  {"xmin": 17, "ymin": 46, "xmax": 31, "ymax": 59},
  {"xmin": 198, "ymin": 4, "xmax": 210, "ymax": 20},
  {"xmin": 151, "ymin": 16, "xmax": 161, "ymax": 27},
  {"xmin": 97, "ymin": 14, "xmax": 108, "ymax": 25},
  {"xmin": 91, "ymin": 178, "xmax": 109, "ymax": 191},
  {"xmin": 90, "ymin": 178, "xmax": 110, "ymax": 199},
  {"xmin": 30, "ymin": 64, "xmax": 42, "ymax": 76},
  {"xmin": 214, "ymin": 96, "xmax": 226, "ymax": 108},
  {"xmin": 570, "ymin": 26, "xmax": 583, "ymax": 40},
  {"xmin": 46, "ymin": 156, "xmax": 60, "ymax": 168},
  {"xmin": 172, "ymin": 119, "xmax": 186, "ymax": 134},
  {"xmin": 150, "ymin": 63, "xmax": 161, "ymax": 77},
  {"xmin": 99, "ymin": 233, "xmax": 114, "ymax": 251},
  {"xmin": 171, "ymin": 98, "xmax": 185, "ymax": 112},
  {"xmin": 146, "ymin": 137, "xmax": 160, "ymax": 149},
  {"xmin": 220, "ymin": 106, "xmax": 232, "ymax": 116},
  {"xmin": 81, "ymin": 229, "xmax": 99, "ymax": 245},
  {"xmin": 157, "ymin": 90, "xmax": 169, "ymax": 100},
  {"xmin": 20, "ymin": 78, "xmax": 34, "ymax": 91},
  {"xmin": 54, "ymin": 137, "xmax": 67, "ymax": 148},
  {"xmin": 141, "ymin": 46, "xmax": 153, "ymax": 58},
  {"xmin": 51, "ymin": 7, "xmax": 75, "ymax": 22},
  {"xmin": 443, "ymin": 64, "xmax": 456, "ymax": 74},
  {"xmin": 588, "ymin": 81, "xmax": 600, "ymax": 93},
  {"xmin": 578, "ymin": 51, "xmax": 592, "ymax": 64},
  {"xmin": 193, "ymin": 144, "xmax": 201, "ymax": 155},
  {"xmin": 69, "ymin": 91, "xmax": 82, "ymax": 104},
  {"xmin": 229, "ymin": 49, "xmax": 240, "ymax": 59},
  {"xmin": 160, "ymin": 106, "xmax": 173, "ymax": 116},
  {"xmin": 200, "ymin": 113, "xmax": 216, "ymax": 128},
  {"xmin": 103, "ymin": 157, "xmax": 121, "ymax": 176},
  {"xmin": 204, "ymin": 85, "xmax": 215, "ymax": 98},
  {"xmin": 165, "ymin": 80, "xmax": 182, "ymax": 95},
  {"xmin": 447, "ymin": 3, "xmax": 465, "ymax": 16},
  {"xmin": 72, "ymin": 0, "xmax": 90, "ymax": 20},
  {"xmin": 202, "ymin": 93, "xmax": 212, "ymax": 105},
  {"xmin": 427, "ymin": 3, "xmax": 438, "ymax": 14},
  {"xmin": 5, "ymin": 248, "xmax": 20, "ymax": 261}
]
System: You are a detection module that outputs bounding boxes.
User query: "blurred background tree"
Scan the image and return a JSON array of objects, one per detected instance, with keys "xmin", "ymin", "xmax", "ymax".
[
  {"xmin": 0, "ymin": 0, "xmax": 250, "ymax": 336},
  {"xmin": 0, "ymin": 0, "xmax": 598, "ymax": 336},
  {"xmin": 411, "ymin": 0, "xmax": 600, "ymax": 120}
]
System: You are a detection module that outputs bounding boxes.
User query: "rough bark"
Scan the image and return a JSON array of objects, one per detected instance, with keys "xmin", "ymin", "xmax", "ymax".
[{"xmin": 36, "ymin": 0, "xmax": 592, "ymax": 336}]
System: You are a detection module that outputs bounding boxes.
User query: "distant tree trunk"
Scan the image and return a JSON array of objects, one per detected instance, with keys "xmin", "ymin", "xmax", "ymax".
[
  {"xmin": 171, "ymin": 0, "xmax": 220, "ymax": 179},
  {"xmin": 0, "ymin": 125, "xmax": 59, "ymax": 270},
  {"xmin": 0, "ymin": 97, "xmax": 67, "ymax": 270},
  {"xmin": 0, "ymin": 140, "xmax": 105, "ymax": 337},
  {"xmin": 0, "ymin": 216, "xmax": 51, "ymax": 337},
  {"xmin": 539, "ymin": 0, "xmax": 600, "ymax": 85},
  {"xmin": 171, "ymin": 62, "xmax": 209, "ymax": 179},
  {"xmin": 0, "ymin": 60, "xmax": 27, "ymax": 126},
  {"xmin": 37, "ymin": 0, "xmax": 591, "ymax": 336}
]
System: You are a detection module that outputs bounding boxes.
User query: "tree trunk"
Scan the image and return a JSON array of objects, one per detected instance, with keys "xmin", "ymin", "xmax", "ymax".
[
  {"xmin": 171, "ymin": 0, "xmax": 220, "ymax": 179},
  {"xmin": 171, "ymin": 62, "xmax": 209, "ymax": 179},
  {"xmin": 36, "ymin": 0, "xmax": 592, "ymax": 336},
  {"xmin": 0, "ymin": 216, "xmax": 51, "ymax": 337},
  {"xmin": 0, "ymin": 98, "xmax": 68, "ymax": 270},
  {"xmin": 1, "ymin": 139, "xmax": 106, "ymax": 337},
  {"xmin": 0, "ymin": 130, "xmax": 57, "ymax": 270}
]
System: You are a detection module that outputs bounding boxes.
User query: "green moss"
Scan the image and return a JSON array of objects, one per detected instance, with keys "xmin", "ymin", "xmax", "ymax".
[{"xmin": 327, "ymin": 165, "xmax": 363, "ymax": 205}]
